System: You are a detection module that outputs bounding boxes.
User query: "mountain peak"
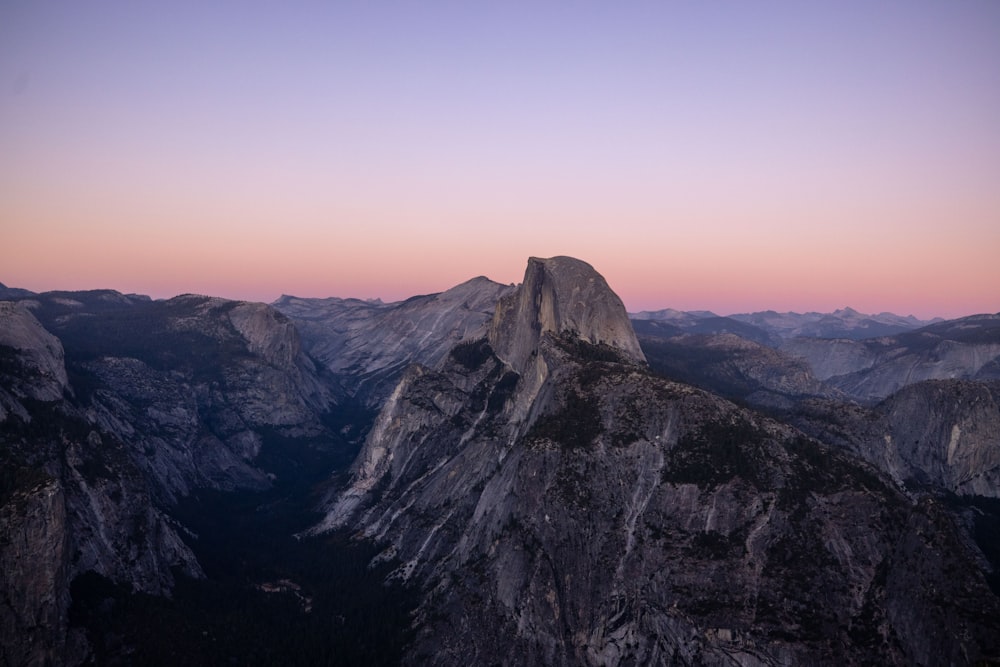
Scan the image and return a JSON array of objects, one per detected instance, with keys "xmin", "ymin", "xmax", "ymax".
[{"xmin": 488, "ymin": 256, "xmax": 644, "ymax": 374}]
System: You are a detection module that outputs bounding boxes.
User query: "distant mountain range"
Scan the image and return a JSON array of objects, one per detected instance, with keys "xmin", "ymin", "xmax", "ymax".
[
  {"xmin": 631, "ymin": 306, "xmax": 943, "ymax": 342},
  {"xmin": 0, "ymin": 280, "xmax": 956, "ymax": 342}
]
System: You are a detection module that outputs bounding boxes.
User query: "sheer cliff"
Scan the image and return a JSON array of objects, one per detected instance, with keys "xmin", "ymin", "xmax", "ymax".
[
  {"xmin": 1, "ymin": 292, "xmax": 342, "ymax": 665},
  {"xmin": 1, "ymin": 302, "xmax": 201, "ymax": 666},
  {"xmin": 322, "ymin": 258, "xmax": 1000, "ymax": 665},
  {"xmin": 791, "ymin": 380, "xmax": 1000, "ymax": 498}
]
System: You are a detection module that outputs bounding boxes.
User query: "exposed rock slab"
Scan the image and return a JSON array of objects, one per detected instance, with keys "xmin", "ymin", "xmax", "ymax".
[
  {"xmin": 274, "ymin": 276, "xmax": 514, "ymax": 405},
  {"xmin": 489, "ymin": 256, "xmax": 644, "ymax": 376},
  {"xmin": 322, "ymin": 258, "xmax": 1000, "ymax": 665},
  {"xmin": 791, "ymin": 380, "xmax": 1000, "ymax": 498},
  {"xmin": 0, "ymin": 301, "xmax": 69, "ymax": 407}
]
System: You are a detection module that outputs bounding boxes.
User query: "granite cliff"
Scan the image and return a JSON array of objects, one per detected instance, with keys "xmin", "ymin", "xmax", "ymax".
[
  {"xmin": 274, "ymin": 276, "xmax": 514, "ymax": 407},
  {"xmin": 791, "ymin": 379, "xmax": 1000, "ymax": 498},
  {"xmin": 781, "ymin": 313, "xmax": 1000, "ymax": 402},
  {"xmin": 1, "ymin": 292, "xmax": 341, "ymax": 665},
  {"xmin": 1, "ymin": 302, "xmax": 201, "ymax": 666},
  {"xmin": 322, "ymin": 258, "xmax": 1000, "ymax": 665}
]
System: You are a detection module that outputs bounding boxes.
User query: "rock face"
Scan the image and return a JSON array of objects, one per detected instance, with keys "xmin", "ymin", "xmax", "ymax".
[
  {"xmin": 321, "ymin": 259, "xmax": 1000, "ymax": 665},
  {"xmin": 878, "ymin": 380, "xmax": 1000, "ymax": 496},
  {"xmin": 781, "ymin": 314, "xmax": 1000, "ymax": 402},
  {"xmin": 274, "ymin": 276, "xmax": 514, "ymax": 406},
  {"xmin": 0, "ymin": 292, "xmax": 341, "ymax": 665},
  {"xmin": 791, "ymin": 380, "xmax": 1000, "ymax": 498},
  {"xmin": 0, "ymin": 301, "xmax": 69, "ymax": 408},
  {"xmin": 1, "ymin": 302, "xmax": 204, "ymax": 666},
  {"xmin": 481, "ymin": 256, "xmax": 644, "ymax": 426},
  {"xmin": 27, "ymin": 293, "xmax": 336, "ymax": 501},
  {"xmin": 0, "ymin": 479, "xmax": 72, "ymax": 666},
  {"xmin": 635, "ymin": 327, "xmax": 840, "ymax": 409},
  {"xmin": 489, "ymin": 256, "xmax": 645, "ymax": 376}
]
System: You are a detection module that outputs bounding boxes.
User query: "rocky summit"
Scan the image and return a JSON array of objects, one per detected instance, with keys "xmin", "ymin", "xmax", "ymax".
[
  {"xmin": 321, "ymin": 257, "xmax": 1000, "ymax": 665},
  {"xmin": 489, "ymin": 256, "xmax": 646, "ymax": 375}
]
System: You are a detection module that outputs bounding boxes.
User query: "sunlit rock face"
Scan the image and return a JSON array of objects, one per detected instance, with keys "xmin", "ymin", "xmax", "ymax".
[
  {"xmin": 274, "ymin": 275, "xmax": 515, "ymax": 406},
  {"xmin": 321, "ymin": 258, "xmax": 1000, "ymax": 666},
  {"xmin": 489, "ymin": 256, "xmax": 645, "ymax": 376}
]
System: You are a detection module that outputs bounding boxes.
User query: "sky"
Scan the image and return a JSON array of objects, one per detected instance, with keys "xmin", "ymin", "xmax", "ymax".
[{"xmin": 2, "ymin": 1, "xmax": 998, "ymax": 319}]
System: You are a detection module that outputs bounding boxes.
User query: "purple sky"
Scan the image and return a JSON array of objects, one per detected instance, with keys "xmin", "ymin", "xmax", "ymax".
[{"xmin": 2, "ymin": 1, "xmax": 998, "ymax": 318}]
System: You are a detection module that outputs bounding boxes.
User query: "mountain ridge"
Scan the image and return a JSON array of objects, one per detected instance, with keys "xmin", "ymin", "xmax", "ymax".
[
  {"xmin": 2, "ymin": 263, "xmax": 998, "ymax": 665},
  {"xmin": 318, "ymin": 257, "xmax": 1000, "ymax": 665}
]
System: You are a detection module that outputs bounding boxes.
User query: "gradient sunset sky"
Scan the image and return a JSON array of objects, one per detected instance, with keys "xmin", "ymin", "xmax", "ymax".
[{"xmin": 2, "ymin": 1, "xmax": 998, "ymax": 319}]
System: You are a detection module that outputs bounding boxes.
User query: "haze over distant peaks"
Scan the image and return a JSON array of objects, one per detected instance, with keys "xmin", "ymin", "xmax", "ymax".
[{"xmin": 633, "ymin": 305, "xmax": 944, "ymax": 342}]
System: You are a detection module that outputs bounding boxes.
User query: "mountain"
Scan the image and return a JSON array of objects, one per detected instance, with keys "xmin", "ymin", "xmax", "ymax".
[
  {"xmin": 631, "ymin": 308, "xmax": 1000, "ymax": 405},
  {"xmin": 790, "ymin": 379, "xmax": 1000, "ymax": 498},
  {"xmin": 1, "ymin": 291, "xmax": 348, "ymax": 665},
  {"xmin": 782, "ymin": 313, "xmax": 1000, "ymax": 401},
  {"xmin": 729, "ymin": 307, "xmax": 937, "ymax": 340},
  {"xmin": 0, "ymin": 282, "xmax": 35, "ymax": 300},
  {"xmin": 319, "ymin": 257, "xmax": 1000, "ymax": 665},
  {"xmin": 635, "ymin": 329, "xmax": 841, "ymax": 409},
  {"xmin": 631, "ymin": 307, "xmax": 938, "ymax": 344},
  {"xmin": 1, "ymin": 300, "xmax": 201, "ymax": 665},
  {"xmin": 273, "ymin": 276, "xmax": 514, "ymax": 406},
  {"xmin": 3, "ymin": 264, "xmax": 998, "ymax": 666},
  {"xmin": 19, "ymin": 291, "xmax": 339, "ymax": 500},
  {"xmin": 631, "ymin": 312, "xmax": 776, "ymax": 345}
]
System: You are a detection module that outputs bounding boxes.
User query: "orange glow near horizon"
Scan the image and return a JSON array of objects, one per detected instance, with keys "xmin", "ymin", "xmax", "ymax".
[{"xmin": 2, "ymin": 3, "xmax": 998, "ymax": 320}]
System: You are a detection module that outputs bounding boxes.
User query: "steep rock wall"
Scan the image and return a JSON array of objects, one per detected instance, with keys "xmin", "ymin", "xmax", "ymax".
[{"xmin": 323, "ymin": 258, "xmax": 1000, "ymax": 665}]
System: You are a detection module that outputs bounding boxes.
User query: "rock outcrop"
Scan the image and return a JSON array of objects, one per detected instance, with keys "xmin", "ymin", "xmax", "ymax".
[
  {"xmin": 274, "ymin": 276, "xmax": 514, "ymax": 406},
  {"xmin": 877, "ymin": 380, "xmax": 1000, "ymax": 496},
  {"xmin": 322, "ymin": 258, "xmax": 1000, "ymax": 665},
  {"xmin": 489, "ymin": 256, "xmax": 645, "ymax": 375},
  {"xmin": 782, "ymin": 313, "xmax": 1000, "ymax": 402},
  {"xmin": 1, "ymin": 291, "xmax": 342, "ymax": 664},
  {"xmin": 0, "ymin": 301, "xmax": 69, "ymax": 409},
  {"xmin": 791, "ymin": 379, "xmax": 1000, "ymax": 498}
]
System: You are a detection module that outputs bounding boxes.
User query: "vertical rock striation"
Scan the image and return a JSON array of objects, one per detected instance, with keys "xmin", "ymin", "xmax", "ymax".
[
  {"xmin": 489, "ymin": 256, "xmax": 645, "ymax": 376},
  {"xmin": 322, "ymin": 257, "xmax": 1000, "ymax": 665}
]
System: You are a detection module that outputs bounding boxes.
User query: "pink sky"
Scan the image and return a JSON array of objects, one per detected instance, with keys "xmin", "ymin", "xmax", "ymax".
[{"xmin": 2, "ymin": 2, "xmax": 998, "ymax": 320}]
